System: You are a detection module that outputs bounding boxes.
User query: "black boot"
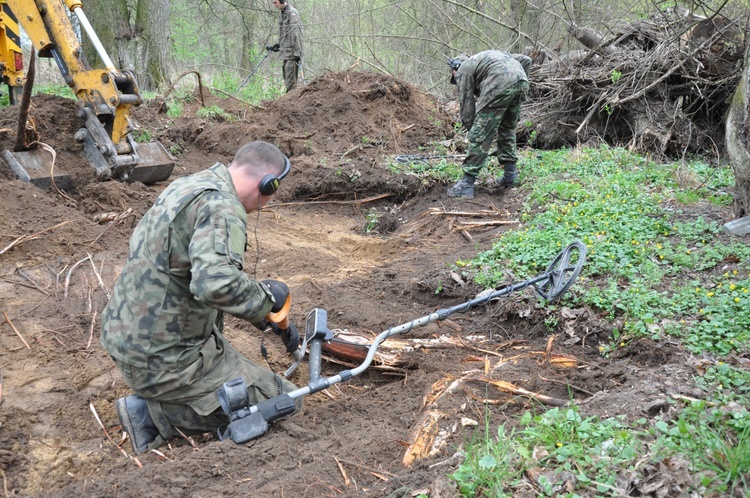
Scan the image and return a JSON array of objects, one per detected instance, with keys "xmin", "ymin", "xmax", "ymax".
[
  {"xmin": 499, "ymin": 162, "xmax": 518, "ymax": 187},
  {"xmin": 447, "ymin": 174, "xmax": 476, "ymax": 199},
  {"xmin": 116, "ymin": 394, "xmax": 160, "ymax": 455}
]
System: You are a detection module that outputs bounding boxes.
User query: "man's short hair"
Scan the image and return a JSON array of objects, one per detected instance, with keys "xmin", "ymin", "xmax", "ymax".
[{"xmin": 232, "ymin": 141, "xmax": 286, "ymax": 176}]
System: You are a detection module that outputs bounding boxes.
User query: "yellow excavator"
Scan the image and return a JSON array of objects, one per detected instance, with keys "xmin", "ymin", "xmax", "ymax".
[{"xmin": 0, "ymin": 0, "xmax": 173, "ymax": 188}]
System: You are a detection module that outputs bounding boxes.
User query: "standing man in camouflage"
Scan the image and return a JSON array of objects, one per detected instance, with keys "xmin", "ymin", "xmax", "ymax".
[
  {"xmin": 101, "ymin": 141, "xmax": 301, "ymax": 455},
  {"xmin": 447, "ymin": 50, "xmax": 531, "ymax": 199},
  {"xmin": 267, "ymin": 0, "xmax": 303, "ymax": 92}
]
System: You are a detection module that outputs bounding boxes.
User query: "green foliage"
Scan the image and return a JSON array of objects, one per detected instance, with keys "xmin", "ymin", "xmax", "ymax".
[
  {"xmin": 388, "ymin": 156, "xmax": 463, "ymax": 182},
  {"xmin": 454, "ymin": 401, "xmax": 750, "ymax": 496},
  {"xmin": 195, "ymin": 104, "xmax": 236, "ymax": 121},
  {"xmin": 32, "ymin": 83, "xmax": 75, "ymax": 100},
  {"xmin": 650, "ymin": 402, "xmax": 750, "ymax": 495},
  {"xmin": 451, "ymin": 408, "xmax": 643, "ymax": 496},
  {"xmin": 363, "ymin": 207, "xmax": 380, "ymax": 234},
  {"xmin": 610, "ymin": 69, "xmax": 622, "ymax": 83},
  {"xmin": 208, "ymin": 69, "xmax": 284, "ymax": 106},
  {"xmin": 130, "ymin": 128, "xmax": 154, "ymax": 143},
  {"xmin": 166, "ymin": 101, "xmax": 184, "ymax": 118},
  {"xmin": 386, "ymin": 142, "xmax": 465, "ymax": 183},
  {"xmin": 456, "ymin": 145, "xmax": 750, "ymax": 495},
  {"xmin": 468, "ymin": 146, "xmax": 749, "ymax": 356},
  {"xmin": 450, "ymin": 425, "xmax": 521, "ymax": 497}
]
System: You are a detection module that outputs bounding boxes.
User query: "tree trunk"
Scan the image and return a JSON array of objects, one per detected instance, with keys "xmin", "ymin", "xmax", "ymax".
[
  {"xmin": 509, "ymin": 0, "xmax": 528, "ymax": 53},
  {"xmin": 726, "ymin": 43, "xmax": 750, "ymax": 219},
  {"xmin": 82, "ymin": 0, "xmax": 133, "ymax": 72},
  {"xmin": 83, "ymin": 0, "xmax": 169, "ymax": 91},
  {"xmin": 134, "ymin": 0, "xmax": 170, "ymax": 90}
]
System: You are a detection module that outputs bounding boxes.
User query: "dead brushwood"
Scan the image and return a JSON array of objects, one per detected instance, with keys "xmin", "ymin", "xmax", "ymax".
[{"xmin": 526, "ymin": 14, "xmax": 743, "ymax": 158}]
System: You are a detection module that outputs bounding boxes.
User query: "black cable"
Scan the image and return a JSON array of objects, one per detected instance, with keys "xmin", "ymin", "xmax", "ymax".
[
  {"xmin": 253, "ymin": 195, "xmax": 262, "ymax": 278},
  {"xmin": 253, "ymin": 195, "xmax": 284, "ymax": 394}
]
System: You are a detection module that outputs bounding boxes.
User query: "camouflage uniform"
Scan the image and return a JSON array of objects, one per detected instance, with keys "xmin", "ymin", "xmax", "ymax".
[
  {"xmin": 101, "ymin": 163, "xmax": 301, "ymax": 451},
  {"xmin": 278, "ymin": 3, "xmax": 303, "ymax": 92},
  {"xmin": 455, "ymin": 50, "xmax": 531, "ymax": 178}
]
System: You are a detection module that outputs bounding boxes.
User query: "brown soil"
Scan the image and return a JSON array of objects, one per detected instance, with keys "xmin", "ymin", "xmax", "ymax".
[{"xmin": 0, "ymin": 71, "xmax": 707, "ymax": 497}]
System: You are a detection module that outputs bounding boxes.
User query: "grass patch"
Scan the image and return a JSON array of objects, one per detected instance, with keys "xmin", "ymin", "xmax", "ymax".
[
  {"xmin": 449, "ymin": 145, "xmax": 750, "ymax": 496},
  {"xmin": 469, "ymin": 146, "xmax": 748, "ymax": 355},
  {"xmin": 195, "ymin": 104, "xmax": 236, "ymax": 121}
]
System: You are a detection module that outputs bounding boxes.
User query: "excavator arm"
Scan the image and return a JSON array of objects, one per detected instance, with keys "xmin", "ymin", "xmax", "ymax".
[{"xmin": 0, "ymin": 0, "xmax": 173, "ymax": 188}]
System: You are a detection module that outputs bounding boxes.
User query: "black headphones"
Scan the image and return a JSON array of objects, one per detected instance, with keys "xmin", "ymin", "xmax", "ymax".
[{"xmin": 258, "ymin": 155, "xmax": 291, "ymax": 196}]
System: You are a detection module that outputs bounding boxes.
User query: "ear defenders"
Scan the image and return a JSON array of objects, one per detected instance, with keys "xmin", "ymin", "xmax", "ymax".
[{"xmin": 258, "ymin": 155, "xmax": 291, "ymax": 196}]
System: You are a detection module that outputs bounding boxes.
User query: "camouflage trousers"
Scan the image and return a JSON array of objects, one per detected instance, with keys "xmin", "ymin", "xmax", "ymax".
[
  {"xmin": 111, "ymin": 328, "xmax": 301, "ymax": 452},
  {"xmin": 463, "ymin": 80, "xmax": 529, "ymax": 178},
  {"xmin": 283, "ymin": 59, "xmax": 299, "ymax": 92}
]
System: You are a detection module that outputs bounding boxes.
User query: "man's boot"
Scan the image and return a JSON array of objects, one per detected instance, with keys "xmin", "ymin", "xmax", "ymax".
[
  {"xmin": 499, "ymin": 162, "xmax": 518, "ymax": 187},
  {"xmin": 447, "ymin": 174, "xmax": 476, "ymax": 199},
  {"xmin": 116, "ymin": 394, "xmax": 160, "ymax": 455}
]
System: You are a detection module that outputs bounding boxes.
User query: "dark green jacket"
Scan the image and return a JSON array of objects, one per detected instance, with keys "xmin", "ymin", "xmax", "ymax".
[
  {"xmin": 456, "ymin": 50, "xmax": 531, "ymax": 129},
  {"xmin": 279, "ymin": 4, "xmax": 303, "ymax": 60},
  {"xmin": 101, "ymin": 163, "xmax": 274, "ymax": 370}
]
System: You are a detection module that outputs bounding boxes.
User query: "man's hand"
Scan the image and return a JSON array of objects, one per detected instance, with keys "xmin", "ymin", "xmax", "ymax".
[
  {"xmin": 262, "ymin": 279, "xmax": 289, "ymax": 312},
  {"xmin": 270, "ymin": 321, "xmax": 300, "ymax": 353},
  {"xmin": 266, "ymin": 44, "xmax": 280, "ymax": 52}
]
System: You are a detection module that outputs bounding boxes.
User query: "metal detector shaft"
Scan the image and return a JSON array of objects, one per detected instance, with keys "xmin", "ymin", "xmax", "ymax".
[
  {"xmin": 247, "ymin": 273, "xmax": 550, "ymax": 416},
  {"xmin": 234, "ymin": 50, "xmax": 272, "ymax": 96}
]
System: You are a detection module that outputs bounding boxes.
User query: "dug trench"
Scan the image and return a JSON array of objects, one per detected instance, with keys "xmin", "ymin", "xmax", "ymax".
[{"xmin": 0, "ymin": 72, "xmax": 700, "ymax": 496}]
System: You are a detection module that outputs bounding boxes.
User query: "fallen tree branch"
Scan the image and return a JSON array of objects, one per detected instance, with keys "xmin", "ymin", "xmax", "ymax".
[
  {"xmin": 0, "ymin": 220, "xmax": 73, "ymax": 255},
  {"xmin": 428, "ymin": 208, "xmax": 507, "ymax": 217},
  {"xmin": 2, "ymin": 310, "xmax": 30, "ymax": 349},
  {"xmin": 162, "ymin": 70, "xmax": 205, "ymax": 107},
  {"xmin": 472, "ymin": 376, "xmax": 568, "ymax": 406},
  {"xmin": 266, "ymin": 193, "xmax": 394, "ymax": 208},
  {"xmin": 453, "ymin": 219, "xmax": 520, "ymax": 229}
]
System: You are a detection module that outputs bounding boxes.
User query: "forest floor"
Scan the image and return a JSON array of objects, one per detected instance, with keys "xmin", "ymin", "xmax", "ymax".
[{"xmin": 0, "ymin": 72, "xmax": 709, "ymax": 497}]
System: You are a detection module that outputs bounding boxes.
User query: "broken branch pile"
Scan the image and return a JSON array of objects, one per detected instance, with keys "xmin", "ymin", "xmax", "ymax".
[{"xmin": 523, "ymin": 9, "xmax": 745, "ymax": 159}]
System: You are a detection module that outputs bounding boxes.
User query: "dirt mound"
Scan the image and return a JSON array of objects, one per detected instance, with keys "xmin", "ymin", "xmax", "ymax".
[
  {"xmin": 162, "ymin": 71, "xmax": 454, "ymax": 165},
  {"xmin": 0, "ymin": 94, "xmax": 91, "ymax": 182}
]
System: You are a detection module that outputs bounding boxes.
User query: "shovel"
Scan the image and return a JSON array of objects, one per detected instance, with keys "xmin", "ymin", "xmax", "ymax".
[{"xmin": 216, "ymin": 241, "xmax": 586, "ymax": 444}]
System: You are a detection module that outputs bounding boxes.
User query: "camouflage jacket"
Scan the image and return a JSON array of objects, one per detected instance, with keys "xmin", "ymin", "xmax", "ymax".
[
  {"xmin": 456, "ymin": 50, "xmax": 531, "ymax": 130},
  {"xmin": 101, "ymin": 163, "xmax": 274, "ymax": 370},
  {"xmin": 278, "ymin": 4, "xmax": 303, "ymax": 60}
]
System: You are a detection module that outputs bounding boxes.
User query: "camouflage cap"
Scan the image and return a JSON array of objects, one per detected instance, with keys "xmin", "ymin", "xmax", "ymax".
[{"xmin": 448, "ymin": 54, "xmax": 469, "ymax": 84}]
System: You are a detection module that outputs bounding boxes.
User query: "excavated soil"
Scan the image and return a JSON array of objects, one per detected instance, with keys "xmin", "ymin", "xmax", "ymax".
[{"xmin": 0, "ymin": 71, "xmax": 711, "ymax": 497}]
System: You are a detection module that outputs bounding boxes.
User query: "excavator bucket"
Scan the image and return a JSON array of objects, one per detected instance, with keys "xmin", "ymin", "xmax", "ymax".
[
  {"xmin": 1, "ymin": 139, "xmax": 174, "ymax": 190},
  {"xmin": 2, "ymin": 148, "xmax": 77, "ymax": 191},
  {"xmin": 125, "ymin": 141, "xmax": 175, "ymax": 184}
]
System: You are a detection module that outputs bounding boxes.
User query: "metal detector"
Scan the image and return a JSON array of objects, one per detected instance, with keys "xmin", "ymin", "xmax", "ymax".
[
  {"xmin": 216, "ymin": 241, "xmax": 586, "ymax": 444},
  {"xmin": 234, "ymin": 49, "xmax": 274, "ymax": 96}
]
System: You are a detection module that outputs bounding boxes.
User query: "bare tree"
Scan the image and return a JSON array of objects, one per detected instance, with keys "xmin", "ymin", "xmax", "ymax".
[
  {"xmin": 83, "ymin": 0, "xmax": 170, "ymax": 90},
  {"xmin": 726, "ymin": 42, "xmax": 750, "ymax": 219}
]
